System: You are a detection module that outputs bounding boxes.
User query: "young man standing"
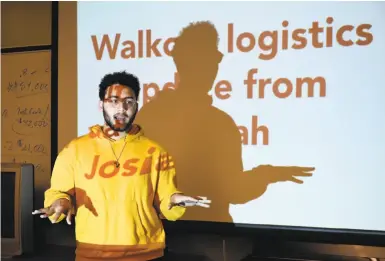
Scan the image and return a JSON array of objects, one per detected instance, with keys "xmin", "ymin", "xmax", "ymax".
[{"xmin": 33, "ymin": 71, "xmax": 210, "ymax": 261}]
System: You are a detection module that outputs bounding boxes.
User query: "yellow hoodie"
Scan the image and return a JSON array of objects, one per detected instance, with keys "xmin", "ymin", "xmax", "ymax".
[{"xmin": 44, "ymin": 124, "xmax": 186, "ymax": 261}]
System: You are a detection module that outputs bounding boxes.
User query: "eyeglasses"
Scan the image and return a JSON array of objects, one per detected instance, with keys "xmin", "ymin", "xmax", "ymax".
[{"xmin": 104, "ymin": 98, "xmax": 137, "ymax": 109}]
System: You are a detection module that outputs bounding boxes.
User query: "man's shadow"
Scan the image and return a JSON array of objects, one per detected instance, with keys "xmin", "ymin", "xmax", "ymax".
[{"xmin": 135, "ymin": 21, "xmax": 315, "ymax": 222}]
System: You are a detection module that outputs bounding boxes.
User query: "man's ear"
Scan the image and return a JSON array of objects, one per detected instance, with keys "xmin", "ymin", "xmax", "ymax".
[{"xmin": 98, "ymin": 101, "xmax": 103, "ymax": 112}]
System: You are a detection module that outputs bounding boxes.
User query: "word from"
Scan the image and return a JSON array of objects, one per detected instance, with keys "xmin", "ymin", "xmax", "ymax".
[
  {"xmin": 3, "ymin": 140, "xmax": 47, "ymax": 155},
  {"xmin": 85, "ymin": 148, "xmax": 174, "ymax": 179},
  {"xmin": 244, "ymin": 68, "xmax": 326, "ymax": 99},
  {"xmin": 92, "ymin": 18, "xmax": 373, "ymax": 61},
  {"xmin": 228, "ymin": 18, "xmax": 373, "ymax": 60},
  {"xmin": 238, "ymin": 116, "xmax": 269, "ymax": 145}
]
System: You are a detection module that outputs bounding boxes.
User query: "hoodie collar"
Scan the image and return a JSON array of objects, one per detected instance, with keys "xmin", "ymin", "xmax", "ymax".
[{"xmin": 88, "ymin": 124, "xmax": 143, "ymax": 142}]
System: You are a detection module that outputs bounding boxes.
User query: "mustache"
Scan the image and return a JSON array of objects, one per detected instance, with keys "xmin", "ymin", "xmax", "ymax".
[{"xmin": 114, "ymin": 113, "xmax": 129, "ymax": 118}]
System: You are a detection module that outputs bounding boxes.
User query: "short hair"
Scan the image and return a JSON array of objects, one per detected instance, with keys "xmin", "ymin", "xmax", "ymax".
[
  {"xmin": 172, "ymin": 21, "xmax": 219, "ymax": 57},
  {"xmin": 98, "ymin": 71, "xmax": 140, "ymax": 100}
]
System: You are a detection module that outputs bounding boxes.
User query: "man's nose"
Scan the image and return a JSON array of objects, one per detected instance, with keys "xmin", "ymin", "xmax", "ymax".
[{"xmin": 116, "ymin": 102, "xmax": 126, "ymax": 112}]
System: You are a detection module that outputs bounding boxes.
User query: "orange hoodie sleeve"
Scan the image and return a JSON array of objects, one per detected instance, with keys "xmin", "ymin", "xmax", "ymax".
[
  {"xmin": 44, "ymin": 141, "xmax": 76, "ymax": 223},
  {"xmin": 153, "ymin": 150, "xmax": 186, "ymax": 221}
]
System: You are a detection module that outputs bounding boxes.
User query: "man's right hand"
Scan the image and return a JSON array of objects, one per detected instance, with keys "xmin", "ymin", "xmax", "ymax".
[{"xmin": 32, "ymin": 198, "xmax": 73, "ymax": 225}]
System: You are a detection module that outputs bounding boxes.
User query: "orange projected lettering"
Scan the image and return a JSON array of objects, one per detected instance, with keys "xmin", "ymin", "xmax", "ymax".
[
  {"xmin": 103, "ymin": 84, "xmax": 136, "ymax": 132},
  {"xmin": 91, "ymin": 31, "xmax": 176, "ymax": 60},
  {"xmin": 89, "ymin": 127, "xmax": 120, "ymax": 139},
  {"xmin": 92, "ymin": 18, "xmax": 373, "ymax": 62},
  {"xmin": 88, "ymin": 16, "xmax": 375, "ymax": 147},
  {"xmin": 85, "ymin": 155, "xmax": 100, "ymax": 179},
  {"xmin": 227, "ymin": 18, "xmax": 373, "ymax": 61},
  {"xmin": 140, "ymin": 147, "xmax": 156, "ymax": 175},
  {"xmin": 103, "ymin": 127, "xmax": 120, "ymax": 138},
  {"xmin": 122, "ymin": 159, "xmax": 140, "ymax": 176},
  {"xmin": 89, "ymin": 125, "xmax": 141, "ymax": 140},
  {"xmin": 99, "ymin": 161, "xmax": 119, "ymax": 178},
  {"xmin": 143, "ymin": 72, "xmax": 179, "ymax": 104},
  {"xmin": 84, "ymin": 147, "xmax": 160, "ymax": 179},
  {"xmin": 141, "ymin": 73, "xmax": 234, "ymax": 105},
  {"xmin": 238, "ymin": 116, "xmax": 269, "ymax": 146},
  {"xmin": 155, "ymin": 152, "xmax": 175, "ymax": 172},
  {"xmin": 215, "ymin": 80, "xmax": 232, "ymax": 100},
  {"xmin": 244, "ymin": 68, "xmax": 326, "ymax": 99},
  {"xmin": 105, "ymin": 84, "xmax": 126, "ymax": 99}
]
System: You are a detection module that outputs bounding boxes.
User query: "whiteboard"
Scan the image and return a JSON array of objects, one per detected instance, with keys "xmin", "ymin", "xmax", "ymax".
[{"xmin": 1, "ymin": 50, "xmax": 51, "ymax": 207}]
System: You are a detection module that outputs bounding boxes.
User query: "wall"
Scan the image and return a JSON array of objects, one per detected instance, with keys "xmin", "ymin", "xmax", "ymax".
[
  {"xmin": 1, "ymin": 0, "xmax": 55, "ymax": 251},
  {"xmin": 57, "ymin": 2, "xmax": 77, "ymax": 151},
  {"xmin": 1, "ymin": 1, "xmax": 51, "ymax": 48},
  {"xmin": 3, "ymin": 2, "xmax": 382, "ymax": 261}
]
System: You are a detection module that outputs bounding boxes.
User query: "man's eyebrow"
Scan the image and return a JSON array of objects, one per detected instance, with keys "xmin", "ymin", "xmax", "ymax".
[{"xmin": 107, "ymin": 96, "xmax": 135, "ymax": 99}]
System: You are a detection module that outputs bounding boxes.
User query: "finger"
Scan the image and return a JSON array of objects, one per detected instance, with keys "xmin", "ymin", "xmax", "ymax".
[
  {"xmin": 172, "ymin": 200, "xmax": 197, "ymax": 207},
  {"xmin": 50, "ymin": 211, "xmax": 61, "ymax": 223},
  {"xmin": 181, "ymin": 199, "xmax": 211, "ymax": 207},
  {"xmin": 195, "ymin": 198, "xmax": 211, "ymax": 208},
  {"xmin": 196, "ymin": 202, "xmax": 210, "ymax": 208},
  {"xmin": 169, "ymin": 202, "xmax": 180, "ymax": 210},
  {"xmin": 293, "ymin": 172, "xmax": 313, "ymax": 177},
  {"xmin": 66, "ymin": 209, "xmax": 73, "ymax": 225},
  {"xmin": 32, "ymin": 209, "xmax": 44, "ymax": 215},
  {"xmin": 290, "ymin": 177, "xmax": 304, "ymax": 184},
  {"xmin": 32, "ymin": 211, "xmax": 50, "ymax": 219},
  {"xmin": 190, "ymin": 196, "xmax": 210, "ymax": 202},
  {"xmin": 33, "ymin": 208, "xmax": 55, "ymax": 218},
  {"xmin": 296, "ymin": 167, "xmax": 315, "ymax": 172},
  {"xmin": 32, "ymin": 208, "xmax": 49, "ymax": 215}
]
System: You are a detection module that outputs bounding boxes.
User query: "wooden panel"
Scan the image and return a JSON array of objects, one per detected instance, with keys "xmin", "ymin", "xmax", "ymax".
[
  {"xmin": 1, "ymin": 1, "xmax": 51, "ymax": 48},
  {"xmin": 58, "ymin": 1, "xmax": 77, "ymax": 151}
]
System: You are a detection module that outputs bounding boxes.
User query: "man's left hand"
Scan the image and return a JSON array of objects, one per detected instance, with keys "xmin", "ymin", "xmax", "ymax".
[{"xmin": 169, "ymin": 194, "xmax": 211, "ymax": 210}]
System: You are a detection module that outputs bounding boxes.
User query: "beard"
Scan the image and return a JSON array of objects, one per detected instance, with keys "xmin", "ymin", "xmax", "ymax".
[{"xmin": 103, "ymin": 108, "xmax": 137, "ymax": 132}]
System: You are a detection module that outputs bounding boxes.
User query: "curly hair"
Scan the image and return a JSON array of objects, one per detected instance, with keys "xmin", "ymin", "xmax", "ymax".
[{"xmin": 98, "ymin": 71, "xmax": 140, "ymax": 100}]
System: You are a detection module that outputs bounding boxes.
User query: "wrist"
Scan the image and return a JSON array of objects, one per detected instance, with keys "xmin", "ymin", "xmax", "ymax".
[{"xmin": 170, "ymin": 192, "xmax": 183, "ymax": 203}]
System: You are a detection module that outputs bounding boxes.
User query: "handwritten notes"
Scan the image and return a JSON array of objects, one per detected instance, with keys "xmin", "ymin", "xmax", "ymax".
[
  {"xmin": 1, "ymin": 50, "xmax": 52, "ymax": 206},
  {"xmin": 6, "ymin": 68, "xmax": 50, "ymax": 98},
  {"xmin": 3, "ymin": 139, "xmax": 48, "ymax": 156}
]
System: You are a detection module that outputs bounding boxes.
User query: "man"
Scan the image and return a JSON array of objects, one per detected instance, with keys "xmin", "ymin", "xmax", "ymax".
[{"xmin": 32, "ymin": 71, "xmax": 210, "ymax": 261}]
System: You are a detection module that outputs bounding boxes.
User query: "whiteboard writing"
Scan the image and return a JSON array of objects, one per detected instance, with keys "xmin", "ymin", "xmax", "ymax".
[
  {"xmin": 6, "ymin": 68, "xmax": 50, "ymax": 98},
  {"xmin": 2, "ymin": 139, "xmax": 48, "ymax": 155},
  {"xmin": 1, "ymin": 50, "xmax": 52, "ymax": 212}
]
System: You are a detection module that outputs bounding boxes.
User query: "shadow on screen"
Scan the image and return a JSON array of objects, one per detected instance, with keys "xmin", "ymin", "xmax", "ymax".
[{"xmin": 135, "ymin": 21, "xmax": 315, "ymax": 222}]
